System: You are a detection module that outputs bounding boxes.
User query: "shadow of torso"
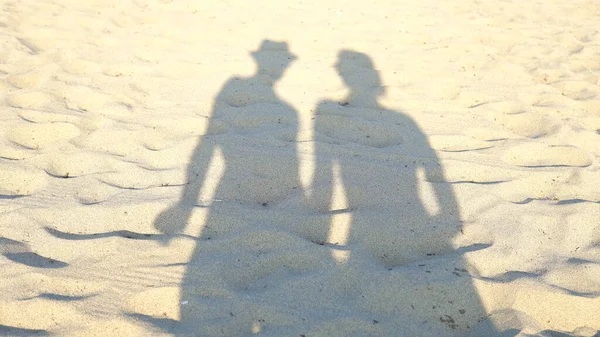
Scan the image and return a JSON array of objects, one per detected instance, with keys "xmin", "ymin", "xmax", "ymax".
[
  {"xmin": 170, "ymin": 98, "xmax": 491, "ymax": 336},
  {"xmin": 305, "ymin": 98, "xmax": 490, "ymax": 336},
  {"xmin": 151, "ymin": 47, "xmax": 494, "ymax": 336}
]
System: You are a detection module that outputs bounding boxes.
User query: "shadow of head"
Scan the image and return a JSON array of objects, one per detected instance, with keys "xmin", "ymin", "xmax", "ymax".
[
  {"xmin": 335, "ymin": 49, "xmax": 385, "ymax": 97},
  {"xmin": 251, "ymin": 40, "xmax": 297, "ymax": 80}
]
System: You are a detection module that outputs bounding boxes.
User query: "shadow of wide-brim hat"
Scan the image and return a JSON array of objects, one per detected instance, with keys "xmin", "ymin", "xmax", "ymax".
[{"xmin": 251, "ymin": 40, "xmax": 297, "ymax": 61}]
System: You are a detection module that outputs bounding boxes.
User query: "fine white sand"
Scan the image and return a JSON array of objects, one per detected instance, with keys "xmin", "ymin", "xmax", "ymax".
[{"xmin": 1, "ymin": 0, "xmax": 600, "ymax": 336}]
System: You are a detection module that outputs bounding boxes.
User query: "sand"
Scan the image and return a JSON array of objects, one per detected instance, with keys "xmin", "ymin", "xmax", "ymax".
[{"xmin": 1, "ymin": 0, "xmax": 600, "ymax": 336}]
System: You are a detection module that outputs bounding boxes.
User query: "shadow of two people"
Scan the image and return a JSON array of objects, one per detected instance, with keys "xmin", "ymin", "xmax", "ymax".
[{"xmin": 150, "ymin": 39, "xmax": 496, "ymax": 336}]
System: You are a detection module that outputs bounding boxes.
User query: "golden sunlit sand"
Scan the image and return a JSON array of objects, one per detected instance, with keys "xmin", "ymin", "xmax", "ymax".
[{"xmin": 1, "ymin": 0, "xmax": 599, "ymax": 336}]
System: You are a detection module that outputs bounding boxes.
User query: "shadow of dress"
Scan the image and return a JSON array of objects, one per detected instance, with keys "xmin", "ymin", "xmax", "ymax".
[{"xmin": 306, "ymin": 50, "xmax": 493, "ymax": 335}]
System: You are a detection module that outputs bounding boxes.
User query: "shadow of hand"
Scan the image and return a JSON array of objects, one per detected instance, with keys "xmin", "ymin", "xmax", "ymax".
[{"xmin": 154, "ymin": 206, "xmax": 190, "ymax": 245}]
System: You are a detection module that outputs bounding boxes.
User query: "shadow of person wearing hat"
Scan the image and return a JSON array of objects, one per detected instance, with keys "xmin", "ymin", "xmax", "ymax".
[{"xmin": 152, "ymin": 40, "xmax": 302, "ymax": 335}]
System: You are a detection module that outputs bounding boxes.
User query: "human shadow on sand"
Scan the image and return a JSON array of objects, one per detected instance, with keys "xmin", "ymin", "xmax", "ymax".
[
  {"xmin": 300, "ymin": 50, "xmax": 498, "ymax": 337},
  {"xmin": 144, "ymin": 41, "xmax": 501, "ymax": 336}
]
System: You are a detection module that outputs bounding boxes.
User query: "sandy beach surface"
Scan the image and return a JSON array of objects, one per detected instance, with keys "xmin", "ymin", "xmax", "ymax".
[{"xmin": 1, "ymin": 0, "xmax": 600, "ymax": 336}]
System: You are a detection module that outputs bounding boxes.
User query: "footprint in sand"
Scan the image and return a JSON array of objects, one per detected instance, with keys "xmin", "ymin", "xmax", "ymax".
[
  {"xmin": 0, "ymin": 80, "xmax": 11, "ymax": 100},
  {"xmin": 478, "ymin": 100, "xmax": 528, "ymax": 115},
  {"xmin": 6, "ymin": 91, "xmax": 57, "ymax": 110},
  {"xmin": 568, "ymin": 52, "xmax": 600, "ymax": 72},
  {"xmin": 0, "ymin": 163, "xmax": 46, "ymax": 196},
  {"xmin": 568, "ymin": 61, "xmax": 600, "ymax": 85},
  {"xmin": 129, "ymin": 140, "xmax": 195, "ymax": 170},
  {"xmin": 18, "ymin": 110, "xmax": 80, "ymax": 124},
  {"xmin": 564, "ymin": 212, "xmax": 600, "ymax": 251},
  {"xmin": 66, "ymin": 319, "xmax": 145, "ymax": 337},
  {"xmin": 0, "ymin": 237, "xmax": 68, "ymax": 269},
  {"xmin": 135, "ymin": 115, "xmax": 227, "ymax": 138},
  {"xmin": 530, "ymin": 94, "xmax": 572, "ymax": 109},
  {"xmin": 543, "ymin": 262, "xmax": 600, "ymax": 295},
  {"xmin": 0, "ymin": 325, "xmax": 48, "ymax": 336},
  {"xmin": 7, "ymin": 71, "xmax": 45, "ymax": 88},
  {"xmin": 79, "ymin": 129, "xmax": 144, "ymax": 156},
  {"xmin": 496, "ymin": 169, "xmax": 600, "ymax": 204},
  {"xmin": 98, "ymin": 165, "xmax": 186, "ymax": 190},
  {"xmin": 7, "ymin": 122, "xmax": 80, "ymax": 150},
  {"xmin": 551, "ymin": 80, "xmax": 599, "ymax": 101},
  {"xmin": 59, "ymin": 85, "xmax": 131, "ymax": 116},
  {"xmin": 428, "ymin": 134, "xmax": 492, "ymax": 152},
  {"xmin": 0, "ymin": 140, "xmax": 36, "ymax": 160},
  {"xmin": 503, "ymin": 144, "xmax": 592, "ymax": 167},
  {"xmin": 529, "ymin": 66, "xmax": 570, "ymax": 84},
  {"xmin": 44, "ymin": 152, "xmax": 123, "ymax": 178},
  {"xmin": 577, "ymin": 117, "xmax": 600, "ymax": 133},
  {"xmin": 0, "ymin": 297, "xmax": 84, "ymax": 331},
  {"xmin": 496, "ymin": 112, "xmax": 560, "ymax": 138},
  {"xmin": 75, "ymin": 180, "xmax": 122, "ymax": 205},
  {"xmin": 464, "ymin": 127, "xmax": 515, "ymax": 141},
  {"xmin": 61, "ymin": 59, "xmax": 101, "ymax": 75},
  {"xmin": 428, "ymin": 160, "xmax": 519, "ymax": 184},
  {"xmin": 477, "ymin": 100, "xmax": 561, "ymax": 138},
  {"xmin": 125, "ymin": 286, "xmax": 181, "ymax": 322},
  {"xmin": 577, "ymin": 99, "xmax": 600, "ymax": 116}
]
